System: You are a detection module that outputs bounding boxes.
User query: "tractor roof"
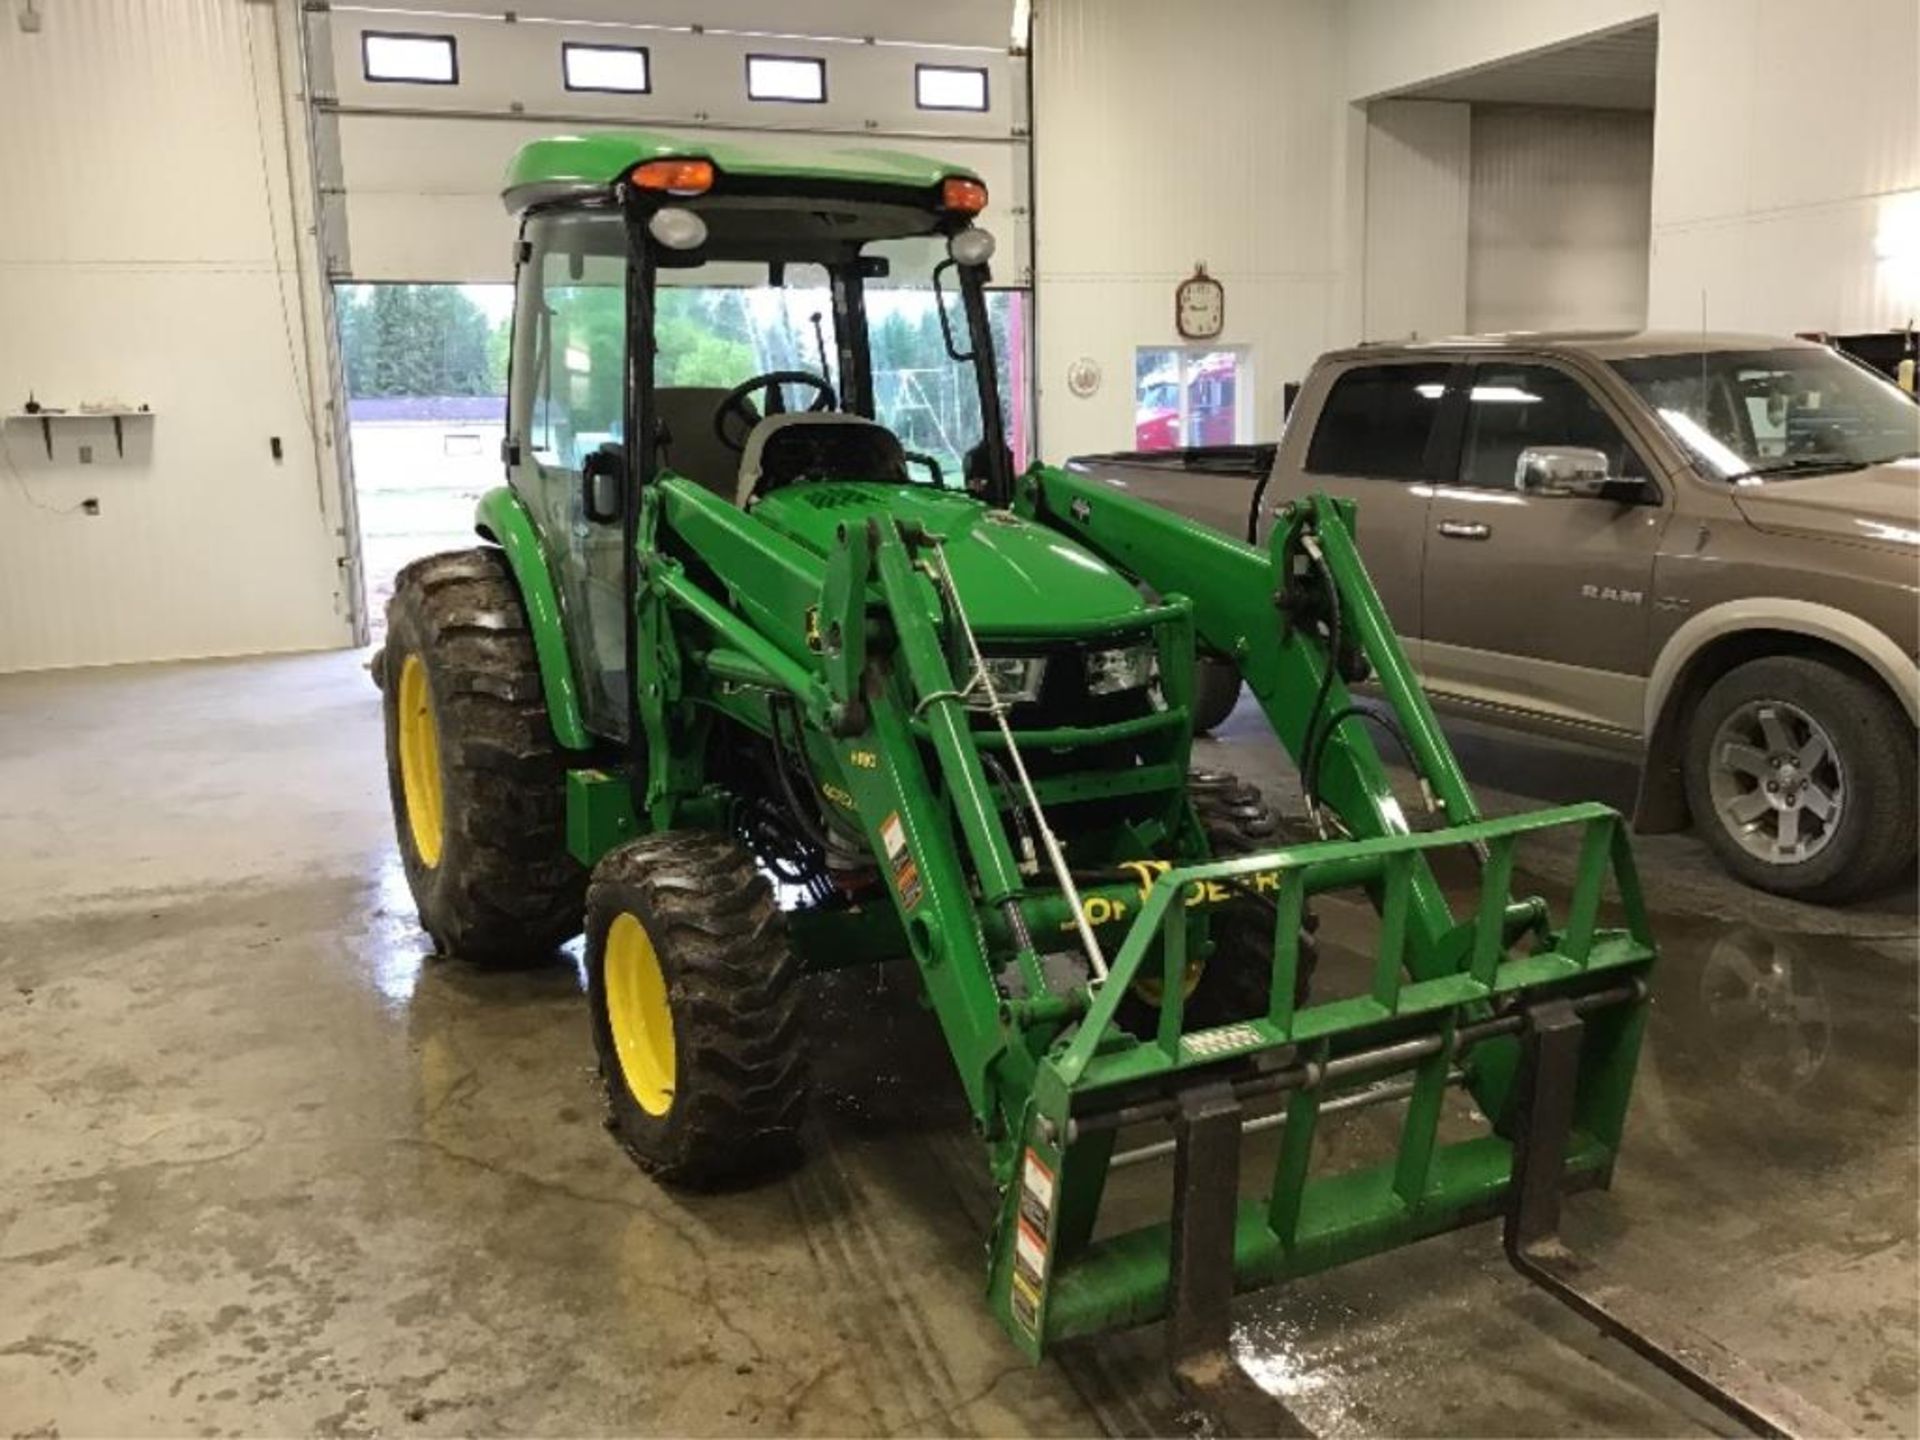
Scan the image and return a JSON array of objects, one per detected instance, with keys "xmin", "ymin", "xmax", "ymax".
[{"xmin": 502, "ymin": 130, "xmax": 982, "ymax": 214}]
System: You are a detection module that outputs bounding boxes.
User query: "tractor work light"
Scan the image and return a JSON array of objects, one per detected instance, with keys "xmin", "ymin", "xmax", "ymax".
[
  {"xmin": 648, "ymin": 207, "xmax": 708, "ymax": 251},
  {"xmin": 966, "ymin": 654, "xmax": 1046, "ymax": 709},
  {"xmin": 630, "ymin": 158, "xmax": 715, "ymax": 196},
  {"xmin": 940, "ymin": 176, "xmax": 989, "ymax": 215},
  {"xmin": 949, "ymin": 227, "xmax": 997, "ymax": 267},
  {"xmin": 1084, "ymin": 641, "xmax": 1157, "ymax": 696}
]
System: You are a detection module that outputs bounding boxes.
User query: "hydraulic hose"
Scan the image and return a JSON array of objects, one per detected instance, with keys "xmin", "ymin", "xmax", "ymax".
[{"xmin": 1303, "ymin": 702, "xmax": 1424, "ymax": 812}]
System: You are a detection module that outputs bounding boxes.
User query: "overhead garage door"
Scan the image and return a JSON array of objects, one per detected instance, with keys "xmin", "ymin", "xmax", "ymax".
[{"xmin": 306, "ymin": 0, "xmax": 1031, "ymax": 285}]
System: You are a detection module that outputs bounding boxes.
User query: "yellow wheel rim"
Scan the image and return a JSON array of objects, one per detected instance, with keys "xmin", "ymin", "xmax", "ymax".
[
  {"xmin": 1131, "ymin": 956, "xmax": 1206, "ymax": 1008},
  {"xmin": 604, "ymin": 912, "xmax": 676, "ymax": 1116},
  {"xmin": 396, "ymin": 653, "xmax": 446, "ymax": 868}
]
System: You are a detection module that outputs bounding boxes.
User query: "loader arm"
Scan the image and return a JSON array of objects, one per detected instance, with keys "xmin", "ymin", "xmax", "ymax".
[
  {"xmin": 1018, "ymin": 465, "xmax": 1471, "ymax": 951},
  {"xmin": 1017, "ymin": 468, "xmax": 1540, "ymax": 1113}
]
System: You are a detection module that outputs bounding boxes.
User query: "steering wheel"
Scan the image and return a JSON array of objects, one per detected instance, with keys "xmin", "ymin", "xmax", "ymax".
[{"xmin": 713, "ymin": 371, "xmax": 837, "ymax": 452}]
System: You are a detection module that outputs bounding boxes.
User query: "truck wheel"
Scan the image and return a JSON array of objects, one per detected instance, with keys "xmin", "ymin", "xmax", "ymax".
[
  {"xmin": 1683, "ymin": 655, "xmax": 1916, "ymax": 902},
  {"xmin": 382, "ymin": 548, "xmax": 584, "ymax": 962},
  {"xmin": 585, "ymin": 832, "xmax": 808, "ymax": 1187},
  {"xmin": 1191, "ymin": 657, "xmax": 1243, "ymax": 734},
  {"xmin": 1120, "ymin": 771, "xmax": 1318, "ymax": 1033}
]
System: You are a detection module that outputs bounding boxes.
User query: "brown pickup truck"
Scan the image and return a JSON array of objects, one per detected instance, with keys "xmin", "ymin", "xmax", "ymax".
[{"xmin": 1073, "ymin": 331, "xmax": 1920, "ymax": 902}]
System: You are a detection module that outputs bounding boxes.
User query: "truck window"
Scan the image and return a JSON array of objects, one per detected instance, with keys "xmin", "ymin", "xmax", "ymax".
[
  {"xmin": 1458, "ymin": 364, "xmax": 1647, "ymax": 489},
  {"xmin": 1305, "ymin": 363, "xmax": 1450, "ymax": 479}
]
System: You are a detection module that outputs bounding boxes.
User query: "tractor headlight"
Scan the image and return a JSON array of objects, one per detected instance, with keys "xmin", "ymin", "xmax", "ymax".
[
  {"xmin": 967, "ymin": 654, "xmax": 1046, "ymax": 708},
  {"xmin": 1085, "ymin": 641, "xmax": 1158, "ymax": 696}
]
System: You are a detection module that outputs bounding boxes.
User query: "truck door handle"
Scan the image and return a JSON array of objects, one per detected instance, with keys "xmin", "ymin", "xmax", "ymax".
[{"xmin": 1437, "ymin": 520, "xmax": 1491, "ymax": 540}]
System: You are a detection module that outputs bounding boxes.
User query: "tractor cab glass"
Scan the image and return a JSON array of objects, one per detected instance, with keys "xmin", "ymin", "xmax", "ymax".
[{"xmin": 505, "ymin": 172, "xmax": 1023, "ymax": 736}]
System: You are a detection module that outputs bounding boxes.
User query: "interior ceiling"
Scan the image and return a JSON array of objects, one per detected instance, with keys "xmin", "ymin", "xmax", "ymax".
[{"xmin": 1396, "ymin": 20, "xmax": 1658, "ymax": 111}]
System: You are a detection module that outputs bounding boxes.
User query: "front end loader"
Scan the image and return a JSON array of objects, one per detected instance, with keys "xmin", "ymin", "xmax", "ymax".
[{"xmin": 376, "ymin": 132, "xmax": 1808, "ymax": 1433}]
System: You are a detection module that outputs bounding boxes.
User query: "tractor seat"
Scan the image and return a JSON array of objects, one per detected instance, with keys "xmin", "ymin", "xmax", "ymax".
[
  {"xmin": 654, "ymin": 387, "xmax": 757, "ymax": 501},
  {"xmin": 735, "ymin": 414, "xmax": 908, "ymax": 507}
]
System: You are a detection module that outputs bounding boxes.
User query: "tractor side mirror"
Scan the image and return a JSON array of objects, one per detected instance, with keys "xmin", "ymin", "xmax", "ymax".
[{"xmin": 582, "ymin": 446, "xmax": 627, "ymax": 524}]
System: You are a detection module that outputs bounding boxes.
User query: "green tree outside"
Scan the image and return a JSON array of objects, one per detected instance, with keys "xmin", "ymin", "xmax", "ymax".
[{"xmin": 337, "ymin": 284, "xmax": 508, "ymax": 398}]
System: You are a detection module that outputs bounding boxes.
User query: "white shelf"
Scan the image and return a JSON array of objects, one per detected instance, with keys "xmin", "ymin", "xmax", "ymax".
[{"xmin": 5, "ymin": 408, "xmax": 154, "ymax": 458}]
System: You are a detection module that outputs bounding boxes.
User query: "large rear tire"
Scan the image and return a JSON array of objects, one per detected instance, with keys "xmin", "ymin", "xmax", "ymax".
[
  {"xmin": 585, "ymin": 832, "xmax": 808, "ymax": 1187},
  {"xmin": 381, "ymin": 548, "xmax": 584, "ymax": 962}
]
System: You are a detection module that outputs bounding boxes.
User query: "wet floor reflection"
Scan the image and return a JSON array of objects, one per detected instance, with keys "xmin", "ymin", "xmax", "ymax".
[{"xmin": 354, "ymin": 814, "xmax": 1914, "ymax": 1436}]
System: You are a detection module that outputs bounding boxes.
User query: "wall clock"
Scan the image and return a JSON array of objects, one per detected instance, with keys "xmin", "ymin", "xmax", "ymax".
[{"xmin": 1176, "ymin": 263, "xmax": 1225, "ymax": 340}]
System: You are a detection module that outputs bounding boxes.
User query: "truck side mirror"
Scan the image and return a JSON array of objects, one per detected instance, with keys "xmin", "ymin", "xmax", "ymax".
[
  {"xmin": 1515, "ymin": 445, "xmax": 1613, "ymax": 498},
  {"xmin": 582, "ymin": 446, "xmax": 627, "ymax": 524}
]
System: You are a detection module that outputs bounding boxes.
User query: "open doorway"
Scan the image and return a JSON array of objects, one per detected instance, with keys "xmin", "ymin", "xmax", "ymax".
[
  {"xmin": 1360, "ymin": 19, "xmax": 1657, "ymax": 341},
  {"xmin": 339, "ymin": 275, "xmax": 1030, "ymax": 647},
  {"xmin": 337, "ymin": 283, "xmax": 513, "ymax": 645}
]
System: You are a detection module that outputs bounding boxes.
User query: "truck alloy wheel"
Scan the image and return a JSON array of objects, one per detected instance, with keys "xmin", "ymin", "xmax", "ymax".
[
  {"xmin": 1684, "ymin": 654, "xmax": 1915, "ymax": 901},
  {"xmin": 1705, "ymin": 698, "xmax": 1844, "ymax": 866}
]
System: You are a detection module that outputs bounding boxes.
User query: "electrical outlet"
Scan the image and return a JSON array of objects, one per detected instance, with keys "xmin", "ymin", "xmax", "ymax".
[
  {"xmin": 78, "ymin": 444, "xmax": 93, "ymax": 464},
  {"xmin": 19, "ymin": 3, "xmax": 43, "ymax": 34},
  {"xmin": 82, "ymin": 498, "xmax": 99, "ymax": 516}
]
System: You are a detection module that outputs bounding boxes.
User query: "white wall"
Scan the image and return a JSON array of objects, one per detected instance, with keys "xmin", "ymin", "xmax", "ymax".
[
  {"xmin": 1646, "ymin": 0, "xmax": 1920, "ymax": 334},
  {"xmin": 1362, "ymin": 100, "xmax": 1471, "ymax": 341},
  {"xmin": 1342, "ymin": 0, "xmax": 1919, "ymax": 338},
  {"xmin": 1468, "ymin": 106, "xmax": 1653, "ymax": 332},
  {"xmin": 0, "ymin": 1, "xmax": 350, "ymax": 673},
  {"xmin": 1032, "ymin": 0, "xmax": 1342, "ymax": 459}
]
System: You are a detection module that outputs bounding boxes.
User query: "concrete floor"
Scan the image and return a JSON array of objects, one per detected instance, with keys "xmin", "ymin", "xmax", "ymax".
[{"xmin": 0, "ymin": 652, "xmax": 1913, "ymax": 1437}]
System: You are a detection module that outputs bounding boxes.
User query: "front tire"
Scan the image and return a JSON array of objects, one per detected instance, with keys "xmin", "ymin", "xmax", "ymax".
[
  {"xmin": 381, "ymin": 548, "xmax": 584, "ymax": 961},
  {"xmin": 1191, "ymin": 657, "xmax": 1243, "ymax": 734},
  {"xmin": 586, "ymin": 833, "xmax": 808, "ymax": 1187},
  {"xmin": 1683, "ymin": 654, "xmax": 1915, "ymax": 902},
  {"xmin": 1119, "ymin": 770, "xmax": 1318, "ymax": 1033}
]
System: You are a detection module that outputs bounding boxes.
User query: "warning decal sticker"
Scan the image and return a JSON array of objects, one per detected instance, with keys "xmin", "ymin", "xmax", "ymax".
[
  {"xmin": 879, "ymin": 811, "xmax": 923, "ymax": 910},
  {"xmin": 1010, "ymin": 1147, "xmax": 1057, "ymax": 1338}
]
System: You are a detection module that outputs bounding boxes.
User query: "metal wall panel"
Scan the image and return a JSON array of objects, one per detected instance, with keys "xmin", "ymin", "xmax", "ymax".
[
  {"xmin": 0, "ymin": 0, "xmax": 350, "ymax": 671},
  {"xmin": 1032, "ymin": 0, "xmax": 1342, "ymax": 459},
  {"xmin": 1648, "ymin": 0, "xmax": 1920, "ymax": 332},
  {"xmin": 1343, "ymin": 0, "xmax": 1657, "ymax": 102},
  {"xmin": 1362, "ymin": 99, "xmax": 1472, "ymax": 341},
  {"xmin": 1467, "ymin": 106, "xmax": 1653, "ymax": 332}
]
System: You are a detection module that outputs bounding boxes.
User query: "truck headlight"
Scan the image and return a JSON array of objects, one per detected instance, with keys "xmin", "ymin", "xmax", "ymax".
[
  {"xmin": 1085, "ymin": 641, "xmax": 1158, "ymax": 696},
  {"xmin": 967, "ymin": 654, "xmax": 1047, "ymax": 708}
]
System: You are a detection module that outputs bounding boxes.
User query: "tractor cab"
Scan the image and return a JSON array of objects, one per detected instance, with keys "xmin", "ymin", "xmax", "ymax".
[{"xmin": 501, "ymin": 135, "xmax": 1025, "ymax": 734}]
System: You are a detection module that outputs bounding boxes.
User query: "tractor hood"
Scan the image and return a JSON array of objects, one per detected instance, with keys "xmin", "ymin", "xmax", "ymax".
[{"xmin": 751, "ymin": 484, "xmax": 1146, "ymax": 635}]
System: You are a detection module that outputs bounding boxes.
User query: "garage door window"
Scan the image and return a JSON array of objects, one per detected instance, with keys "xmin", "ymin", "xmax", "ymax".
[
  {"xmin": 916, "ymin": 65, "xmax": 989, "ymax": 112},
  {"xmin": 747, "ymin": 54, "xmax": 827, "ymax": 103},
  {"xmin": 1304, "ymin": 364, "xmax": 1450, "ymax": 478},
  {"xmin": 563, "ymin": 43, "xmax": 651, "ymax": 95},
  {"xmin": 362, "ymin": 32, "xmax": 458, "ymax": 85}
]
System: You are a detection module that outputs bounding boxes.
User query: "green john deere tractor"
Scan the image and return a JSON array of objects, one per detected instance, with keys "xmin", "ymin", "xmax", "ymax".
[{"xmin": 377, "ymin": 131, "xmax": 1791, "ymax": 1426}]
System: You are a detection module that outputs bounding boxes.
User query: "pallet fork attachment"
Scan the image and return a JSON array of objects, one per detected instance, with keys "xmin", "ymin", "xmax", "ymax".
[{"xmin": 1153, "ymin": 989, "xmax": 1844, "ymax": 1438}]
